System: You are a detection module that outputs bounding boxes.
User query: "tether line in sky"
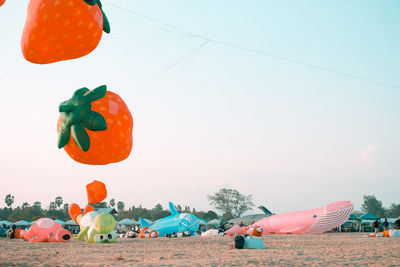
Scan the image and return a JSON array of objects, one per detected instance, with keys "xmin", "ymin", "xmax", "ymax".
[
  {"xmin": 160, "ymin": 39, "xmax": 210, "ymax": 75},
  {"xmin": 105, "ymin": 1, "xmax": 400, "ymax": 89}
]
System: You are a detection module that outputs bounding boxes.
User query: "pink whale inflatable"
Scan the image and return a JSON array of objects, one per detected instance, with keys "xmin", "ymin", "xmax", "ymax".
[
  {"xmin": 253, "ymin": 201, "xmax": 353, "ymax": 235},
  {"xmin": 22, "ymin": 218, "xmax": 72, "ymax": 242}
]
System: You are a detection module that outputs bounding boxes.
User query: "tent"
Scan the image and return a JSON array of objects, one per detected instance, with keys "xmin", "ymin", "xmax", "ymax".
[
  {"xmin": 198, "ymin": 218, "xmax": 207, "ymax": 225},
  {"xmin": 64, "ymin": 220, "xmax": 78, "ymax": 226},
  {"xmin": 206, "ymin": 219, "xmax": 221, "ymax": 226},
  {"xmin": 55, "ymin": 219, "xmax": 65, "ymax": 225},
  {"xmin": 0, "ymin": 220, "xmax": 11, "ymax": 226},
  {"xmin": 360, "ymin": 212, "xmax": 379, "ymax": 220},
  {"xmin": 14, "ymin": 220, "xmax": 30, "ymax": 227},
  {"xmin": 348, "ymin": 214, "xmax": 361, "ymax": 221},
  {"xmin": 117, "ymin": 218, "xmax": 137, "ymax": 225},
  {"xmin": 96, "ymin": 208, "xmax": 118, "ymax": 215}
]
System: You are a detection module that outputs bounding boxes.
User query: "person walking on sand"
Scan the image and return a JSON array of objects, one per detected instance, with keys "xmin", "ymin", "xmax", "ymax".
[
  {"xmin": 372, "ymin": 219, "xmax": 380, "ymax": 234},
  {"xmin": 383, "ymin": 218, "xmax": 389, "ymax": 231}
]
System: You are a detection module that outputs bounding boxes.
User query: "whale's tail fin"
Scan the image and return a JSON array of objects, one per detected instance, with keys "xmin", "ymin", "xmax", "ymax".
[
  {"xmin": 169, "ymin": 202, "xmax": 179, "ymax": 215},
  {"xmin": 258, "ymin": 206, "xmax": 272, "ymax": 215}
]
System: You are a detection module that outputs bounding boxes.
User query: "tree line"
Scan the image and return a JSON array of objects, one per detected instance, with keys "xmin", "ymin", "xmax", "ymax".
[
  {"xmin": 354, "ymin": 195, "xmax": 400, "ymax": 218},
  {"xmin": 2, "ymin": 190, "xmax": 398, "ymax": 223},
  {"xmin": 0, "ymin": 188, "xmax": 252, "ymax": 222},
  {"xmin": 0, "ymin": 194, "xmax": 219, "ymax": 222}
]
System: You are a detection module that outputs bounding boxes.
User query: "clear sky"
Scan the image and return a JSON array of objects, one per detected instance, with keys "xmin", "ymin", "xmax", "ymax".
[{"xmin": 0, "ymin": 0, "xmax": 399, "ymax": 215}]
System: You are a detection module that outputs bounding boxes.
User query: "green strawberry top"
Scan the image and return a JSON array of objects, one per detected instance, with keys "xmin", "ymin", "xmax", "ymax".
[{"xmin": 58, "ymin": 85, "xmax": 108, "ymax": 152}]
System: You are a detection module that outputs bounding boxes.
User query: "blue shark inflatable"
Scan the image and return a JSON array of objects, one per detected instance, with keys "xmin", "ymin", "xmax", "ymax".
[{"xmin": 139, "ymin": 202, "xmax": 200, "ymax": 237}]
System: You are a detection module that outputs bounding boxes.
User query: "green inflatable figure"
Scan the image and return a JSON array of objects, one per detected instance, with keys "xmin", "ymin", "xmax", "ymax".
[{"xmin": 69, "ymin": 203, "xmax": 117, "ymax": 243}]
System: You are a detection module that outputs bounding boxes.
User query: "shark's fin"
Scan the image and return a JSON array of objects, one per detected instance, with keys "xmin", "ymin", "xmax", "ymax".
[
  {"xmin": 169, "ymin": 202, "xmax": 179, "ymax": 215},
  {"xmin": 139, "ymin": 217, "xmax": 151, "ymax": 228},
  {"xmin": 258, "ymin": 206, "xmax": 272, "ymax": 215}
]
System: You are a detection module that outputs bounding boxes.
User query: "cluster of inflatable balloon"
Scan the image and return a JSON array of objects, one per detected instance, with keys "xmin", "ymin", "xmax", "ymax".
[
  {"xmin": 2, "ymin": 0, "xmax": 131, "ymax": 244},
  {"xmin": 69, "ymin": 180, "xmax": 118, "ymax": 243}
]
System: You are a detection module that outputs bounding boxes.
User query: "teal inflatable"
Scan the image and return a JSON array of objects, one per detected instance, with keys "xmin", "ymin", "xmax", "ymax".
[{"xmin": 140, "ymin": 202, "xmax": 200, "ymax": 237}]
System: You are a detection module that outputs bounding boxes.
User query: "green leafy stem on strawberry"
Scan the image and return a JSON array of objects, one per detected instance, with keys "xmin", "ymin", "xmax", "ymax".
[
  {"xmin": 84, "ymin": 0, "xmax": 110, "ymax": 33},
  {"xmin": 58, "ymin": 85, "xmax": 108, "ymax": 152}
]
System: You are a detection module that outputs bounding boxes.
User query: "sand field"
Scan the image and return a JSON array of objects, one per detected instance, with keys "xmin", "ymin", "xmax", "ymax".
[{"xmin": 0, "ymin": 233, "xmax": 399, "ymax": 266}]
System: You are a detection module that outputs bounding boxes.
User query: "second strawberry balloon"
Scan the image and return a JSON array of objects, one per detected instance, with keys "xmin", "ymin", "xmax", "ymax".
[
  {"xmin": 57, "ymin": 85, "xmax": 133, "ymax": 165},
  {"xmin": 21, "ymin": 0, "xmax": 110, "ymax": 64}
]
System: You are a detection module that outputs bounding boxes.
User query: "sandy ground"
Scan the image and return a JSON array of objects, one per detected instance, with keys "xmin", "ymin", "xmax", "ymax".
[{"xmin": 0, "ymin": 233, "xmax": 399, "ymax": 266}]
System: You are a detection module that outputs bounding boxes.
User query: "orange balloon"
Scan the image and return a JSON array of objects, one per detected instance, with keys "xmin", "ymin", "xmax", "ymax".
[
  {"xmin": 21, "ymin": 0, "xmax": 109, "ymax": 64},
  {"xmin": 86, "ymin": 180, "xmax": 107, "ymax": 204},
  {"xmin": 58, "ymin": 91, "xmax": 133, "ymax": 165},
  {"xmin": 68, "ymin": 203, "xmax": 82, "ymax": 224},
  {"xmin": 0, "ymin": 0, "xmax": 6, "ymax": 7},
  {"xmin": 84, "ymin": 204, "xmax": 95, "ymax": 214}
]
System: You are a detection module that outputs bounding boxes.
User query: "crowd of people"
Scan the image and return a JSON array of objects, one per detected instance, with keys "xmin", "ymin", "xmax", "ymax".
[{"xmin": 372, "ymin": 217, "xmax": 400, "ymax": 234}]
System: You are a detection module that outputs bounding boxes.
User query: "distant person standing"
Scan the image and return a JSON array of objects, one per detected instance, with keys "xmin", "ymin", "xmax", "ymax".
[
  {"xmin": 6, "ymin": 225, "xmax": 16, "ymax": 239},
  {"xmin": 383, "ymin": 218, "xmax": 389, "ymax": 231},
  {"xmin": 372, "ymin": 219, "xmax": 380, "ymax": 234},
  {"xmin": 395, "ymin": 217, "xmax": 400, "ymax": 229}
]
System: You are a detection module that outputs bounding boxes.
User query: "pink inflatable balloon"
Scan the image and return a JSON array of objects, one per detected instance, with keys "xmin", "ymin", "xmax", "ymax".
[
  {"xmin": 253, "ymin": 201, "xmax": 353, "ymax": 235},
  {"xmin": 22, "ymin": 218, "xmax": 72, "ymax": 242}
]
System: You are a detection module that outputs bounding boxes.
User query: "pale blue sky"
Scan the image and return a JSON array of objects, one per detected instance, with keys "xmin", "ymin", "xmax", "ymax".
[{"xmin": 0, "ymin": 0, "xmax": 399, "ymax": 214}]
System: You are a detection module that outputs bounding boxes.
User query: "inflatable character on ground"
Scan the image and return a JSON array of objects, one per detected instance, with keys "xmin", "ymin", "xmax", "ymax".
[
  {"xmin": 230, "ymin": 234, "xmax": 265, "ymax": 249},
  {"xmin": 253, "ymin": 201, "xmax": 353, "ymax": 235},
  {"xmin": 368, "ymin": 229, "xmax": 400, "ymax": 238},
  {"xmin": 201, "ymin": 229, "xmax": 224, "ymax": 237},
  {"xmin": 69, "ymin": 203, "xmax": 117, "ymax": 243},
  {"xmin": 137, "ymin": 226, "xmax": 159, "ymax": 238},
  {"xmin": 139, "ymin": 202, "xmax": 200, "ymax": 237},
  {"xmin": 243, "ymin": 225, "xmax": 263, "ymax": 236},
  {"xmin": 22, "ymin": 218, "xmax": 71, "ymax": 242},
  {"xmin": 68, "ymin": 180, "xmax": 117, "ymax": 243}
]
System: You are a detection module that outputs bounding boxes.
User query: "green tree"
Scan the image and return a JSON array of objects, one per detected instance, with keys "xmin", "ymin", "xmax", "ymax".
[
  {"xmin": 49, "ymin": 201, "xmax": 57, "ymax": 211},
  {"xmin": 207, "ymin": 188, "xmax": 254, "ymax": 218},
  {"xmin": 361, "ymin": 195, "xmax": 385, "ymax": 217},
  {"xmin": 389, "ymin": 204, "xmax": 400, "ymax": 217},
  {"xmin": 151, "ymin": 204, "xmax": 169, "ymax": 220},
  {"xmin": 5, "ymin": 194, "xmax": 14, "ymax": 208},
  {"xmin": 153, "ymin": 203, "xmax": 163, "ymax": 211},
  {"xmin": 91, "ymin": 202, "xmax": 108, "ymax": 209},
  {"xmin": 204, "ymin": 210, "xmax": 218, "ymax": 220},
  {"xmin": 55, "ymin": 196, "xmax": 63, "ymax": 209},
  {"xmin": 33, "ymin": 201, "xmax": 42, "ymax": 208},
  {"xmin": 117, "ymin": 201, "xmax": 125, "ymax": 212},
  {"xmin": 109, "ymin": 198, "xmax": 115, "ymax": 208},
  {"xmin": 176, "ymin": 205, "xmax": 182, "ymax": 212},
  {"xmin": 22, "ymin": 202, "xmax": 30, "ymax": 209}
]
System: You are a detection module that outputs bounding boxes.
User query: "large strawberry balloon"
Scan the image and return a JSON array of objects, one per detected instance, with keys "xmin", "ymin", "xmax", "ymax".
[
  {"xmin": 57, "ymin": 85, "xmax": 133, "ymax": 165},
  {"xmin": 0, "ymin": 0, "xmax": 6, "ymax": 7},
  {"xmin": 21, "ymin": 0, "xmax": 110, "ymax": 64}
]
